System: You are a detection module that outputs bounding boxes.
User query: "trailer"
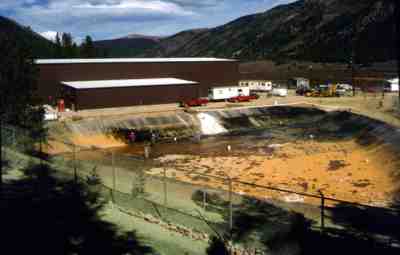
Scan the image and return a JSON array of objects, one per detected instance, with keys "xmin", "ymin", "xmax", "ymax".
[
  {"xmin": 239, "ymin": 80, "xmax": 272, "ymax": 92},
  {"xmin": 208, "ymin": 86, "xmax": 250, "ymax": 101}
]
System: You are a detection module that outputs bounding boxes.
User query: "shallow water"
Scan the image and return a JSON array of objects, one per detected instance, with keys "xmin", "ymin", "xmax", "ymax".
[{"xmin": 109, "ymin": 124, "xmax": 330, "ymax": 158}]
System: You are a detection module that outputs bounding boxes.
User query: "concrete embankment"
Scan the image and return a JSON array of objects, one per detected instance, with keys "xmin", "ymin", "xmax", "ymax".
[
  {"xmin": 49, "ymin": 112, "xmax": 200, "ymax": 149},
  {"xmin": 49, "ymin": 105, "xmax": 400, "ymax": 157},
  {"xmin": 51, "ymin": 106, "xmax": 321, "ymax": 148}
]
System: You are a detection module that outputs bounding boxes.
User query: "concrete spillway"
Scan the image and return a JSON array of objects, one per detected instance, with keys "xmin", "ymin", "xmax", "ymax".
[{"xmin": 197, "ymin": 112, "xmax": 227, "ymax": 135}]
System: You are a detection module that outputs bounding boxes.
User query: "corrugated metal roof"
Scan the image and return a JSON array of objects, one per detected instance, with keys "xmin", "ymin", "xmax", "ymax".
[
  {"xmin": 61, "ymin": 78, "xmax": 198, "ymax": 89},
  {"xmin": 36, "ymin": 58, "xmax": 236, "ymax": 64}
]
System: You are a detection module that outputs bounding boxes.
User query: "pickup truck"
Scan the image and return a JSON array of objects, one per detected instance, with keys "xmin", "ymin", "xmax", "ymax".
[
  {"xmin": 228, "ymin": 94, "xmax": 259, "ymax": 103},
  {"xmin": 179, "ymin": 98, "xmax": 209, "ymax": 107}
]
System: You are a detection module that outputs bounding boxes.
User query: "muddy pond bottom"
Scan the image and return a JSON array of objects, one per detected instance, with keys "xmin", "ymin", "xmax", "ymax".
[{"xmin": 108, "ymin": 129, "xmax": 398, "ymax": 207}]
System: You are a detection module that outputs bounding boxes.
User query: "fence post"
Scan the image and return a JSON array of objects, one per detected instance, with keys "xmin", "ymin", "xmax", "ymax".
[
  {"xmin": 319, "ymin": 190, "xmax": 325, "ymax": 232},
  {"xmin": 112, "ymin": 151, "xmax": 116, "ymax": 203},
  {"xmin": 228, "ymin": 177, "xmax": 233, "ymax": 233},
  {"xmin": 163, "ymin": 167, "xmax": 167, "ymax": 206},
  {"xmin": 203, "ymin": 190, "xmax": 207, "ymax": 210},
  {"xmin": 11, "ymin": 127, "xmax": 16, "ymax": 147},
  {"xmin": 144, "ymin": 145, "xmax": 150, "ymax": 159},
  {"xmin": 72, "ymin": 144, "xmax": 77, "ymax": 184}
]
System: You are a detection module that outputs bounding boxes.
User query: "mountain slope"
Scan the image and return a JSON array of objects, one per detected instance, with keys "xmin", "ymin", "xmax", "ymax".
[
  {"xmin": 0, "ymin": 16, "xmax": 56, "ymax": 58},
  {"xmin": 143, "ymin": 0, "xmax": 396, "ymax": 63},
  {"xmin": 94, "ymin": 35, "xmax": 163, "ymax": 57}
]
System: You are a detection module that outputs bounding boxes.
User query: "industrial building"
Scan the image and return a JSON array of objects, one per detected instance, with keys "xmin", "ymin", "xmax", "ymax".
[
  {"xmin": 36, "ymin": 58, "xmax": 239, "ymax": 110},
  {"xmin": 61, "ymin": 78, "xmax": 199, "ymax": 110}
]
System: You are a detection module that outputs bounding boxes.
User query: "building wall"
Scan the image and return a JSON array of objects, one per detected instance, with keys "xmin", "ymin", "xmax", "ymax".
[
  {"xmin": 38, "ymin": 61, "xmax": 239, "ymax": 104},
  {"xmin": 64, "ymin": 83, "xmax": 200, "ymax": 110}
]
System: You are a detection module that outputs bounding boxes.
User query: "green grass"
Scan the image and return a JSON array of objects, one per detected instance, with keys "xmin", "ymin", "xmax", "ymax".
[{"xmin": 102, "ymin": 205, "xmax": 208, "ymax": 255}]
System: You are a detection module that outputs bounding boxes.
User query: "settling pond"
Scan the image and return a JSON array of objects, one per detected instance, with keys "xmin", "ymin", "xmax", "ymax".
[{"xmin": 93, "ymin": 107, "xmax": 400, "ymax": 207}]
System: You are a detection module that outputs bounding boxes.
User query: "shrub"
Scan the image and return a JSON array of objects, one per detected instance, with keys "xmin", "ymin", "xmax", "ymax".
[{"xmin": 86, "ymin": 166, "xmax": 102, "ymax": 186}]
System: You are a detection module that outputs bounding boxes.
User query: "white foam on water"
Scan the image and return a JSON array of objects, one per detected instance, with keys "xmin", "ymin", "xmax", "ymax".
[{"xmin": 197, "ymin": 112, "xmax": 227, "ymax": 135}]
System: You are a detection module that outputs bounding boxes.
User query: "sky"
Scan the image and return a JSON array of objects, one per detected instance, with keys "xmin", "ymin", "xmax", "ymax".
[{"xmin": 0, "ymin": 0, "xmax": 295, "ymax": 43}]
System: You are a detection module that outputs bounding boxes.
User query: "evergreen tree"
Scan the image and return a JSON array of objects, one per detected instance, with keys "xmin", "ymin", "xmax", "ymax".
[
  {"xmin": 55, "ymin": 32, "xmax": 63, "ymax": 57},
  {"xmin": 61, "ymin": 32, "xmax": 74, "ymax": 58},
  {"xmin": 206, "ymin": 236, "xmax": 230, "ymax": 255},
  {"xmin": 71, "ymin": 42, "xmax": 80, "ymax": 58},
  {"xmin": 80, "ymin": 35, "xmax": 97, "ymax": 58},
  {"xmin": 0, "ymin": 25, "xmax": 45, "ymax": 185},
  {"xmin": 0, "ymin": 28, "xmax": 43, "ymax": 128}
]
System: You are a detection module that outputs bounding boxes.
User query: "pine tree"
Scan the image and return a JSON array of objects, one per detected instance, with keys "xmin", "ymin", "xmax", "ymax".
[
  {"xmin": 80, "ymin": 35, "xmax": 97, "ymax": 58},
  {"xmin": 0, "ymin": 25, "xmax": 45, "ymax": 185},
  {"xmin": 0, "ymin": 29, "xmax": 43, "ymax": 128},
  {"xmin": 71, "ymin": 42, "xmax": 80, "ymax": 58},
  {"xmin": 55, "ymin": 32, "xmax": 63, "ymax": 57},
  {"xmin": 61, "ymin": 33, "xmax": 74, "ymax": 58}
]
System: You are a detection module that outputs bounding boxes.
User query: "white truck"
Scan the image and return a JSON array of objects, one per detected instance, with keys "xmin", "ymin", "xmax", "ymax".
[
  {"xmin": 208, "ymin": 86, "xmax": 250, "ymax": 101},
  {"xmin": 385, "ymin": 78, "xmax": 399, "ymax": 92},
  {"xmin": 272, "ymin": 88, "xmax": 288, "ymax": 97}
]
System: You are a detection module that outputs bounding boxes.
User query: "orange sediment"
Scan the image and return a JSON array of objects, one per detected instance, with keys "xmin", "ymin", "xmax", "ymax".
[{"xmin": 151, "ymin": 139, "xmax": 399, "ymax": 207}]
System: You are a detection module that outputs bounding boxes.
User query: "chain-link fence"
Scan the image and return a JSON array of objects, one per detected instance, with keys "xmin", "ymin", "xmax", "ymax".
[
  {"xmin": 3, "ymin": 124, "xmax": 400, "ymax": 250},
  {"xmin": 47, "ymin": 140, "xmax": 400, "ymax": 246}
]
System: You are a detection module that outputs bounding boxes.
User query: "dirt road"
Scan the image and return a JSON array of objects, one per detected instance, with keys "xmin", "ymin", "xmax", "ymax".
[{"xmin": 59, "ymin": 92, "xmax": 400, "ymax": 128}]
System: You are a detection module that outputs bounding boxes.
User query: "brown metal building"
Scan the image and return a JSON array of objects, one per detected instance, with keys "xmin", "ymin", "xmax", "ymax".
[
  {"xmin": 61, "ymin": 78, "xmax": 200, "ymax": 110},
  {"xmin": 36, "ymin": 58, "xmax": 239, "ymax": 108}
]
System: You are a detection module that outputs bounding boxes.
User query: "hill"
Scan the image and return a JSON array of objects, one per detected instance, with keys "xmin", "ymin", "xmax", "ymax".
[
  {"xmin": 142, "ymin": 0, "xmax": 396, "ymax": 63},
  {"xmin": 0, "ymin": 16, "xmax": 56, "ymax": 58},
  {"xmin": 94, "ymin": 34, "xmax": 163, "ymax": 57}
]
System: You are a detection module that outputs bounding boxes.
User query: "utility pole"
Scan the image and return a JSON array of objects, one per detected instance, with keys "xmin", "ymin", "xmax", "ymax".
[
  {"xmin": 350, "ymin": 54, "xmax": 356, "ymax": 97},
  {"xmin": 396, "ymin": 0, "xmax": 400, "ymax": 108},
  {"xmin": 350, "ymin": 16, "xmax": 358, "ymax": 97}
]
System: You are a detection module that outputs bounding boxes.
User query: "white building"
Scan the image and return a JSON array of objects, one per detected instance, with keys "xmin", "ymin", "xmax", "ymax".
[{"xmin": 288, "ymin": 77, "xmax": 310, "ymax": 89}]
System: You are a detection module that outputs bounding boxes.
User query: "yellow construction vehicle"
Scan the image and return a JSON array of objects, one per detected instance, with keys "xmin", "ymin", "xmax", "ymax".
[{"xmin": 305, "ymin": 84, "xmax": 338, "ymax": 97}]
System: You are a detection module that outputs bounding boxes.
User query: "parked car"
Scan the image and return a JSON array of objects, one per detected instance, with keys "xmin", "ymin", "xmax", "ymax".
[
  {"xmin": 228, "ymin": 93, "xmax": 259, "ymax": 103},
  {"xmin": 296, "ymin": 87, "xmax": 312, "ymax": 96},
  {"xmin": 179, "ymin": 98, "xmax": 209, "ymax": 107}
]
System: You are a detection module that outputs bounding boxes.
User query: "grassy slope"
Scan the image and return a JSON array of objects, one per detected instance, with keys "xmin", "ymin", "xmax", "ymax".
[{"xmin": 2, "ymin": 147, "xmax": 209, "ymax": 255}]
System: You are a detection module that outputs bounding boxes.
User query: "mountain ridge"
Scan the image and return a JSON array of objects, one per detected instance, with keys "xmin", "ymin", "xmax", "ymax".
[
  {"xmin": 137, "ymin": 0, "xmax": 396, "ymax": 63},
  {"xmin": 0, "ymin": 16, "xmax": 56, "ymax": 58}
]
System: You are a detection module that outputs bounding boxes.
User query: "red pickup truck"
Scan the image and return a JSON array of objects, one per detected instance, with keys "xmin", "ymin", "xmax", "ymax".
[
  {"xmin": 228, "ymin": 94, "xmax": 259, "ymax": 103},
  {"xmin": 180, "ymin": 98, "xmax": 209, "ymax": 107}
]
